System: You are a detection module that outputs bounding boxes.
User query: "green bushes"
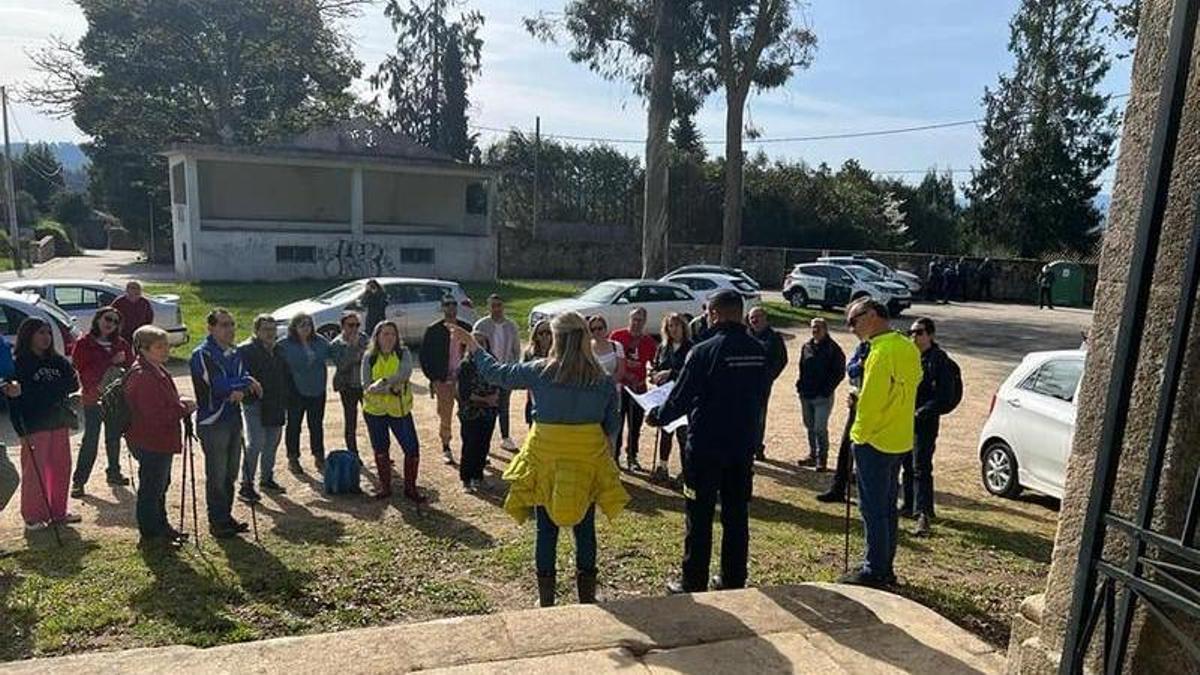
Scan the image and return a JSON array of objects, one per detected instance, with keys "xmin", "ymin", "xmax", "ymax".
[{"xmin": 34, "ymin": 220, "xmax": 82, "ymax": 256}]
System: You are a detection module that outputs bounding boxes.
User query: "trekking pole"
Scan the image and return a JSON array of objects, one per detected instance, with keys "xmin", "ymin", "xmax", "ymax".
[
  {"xmin": 843, "ymin": 473, "xmax": 852, "ymax": 575},
  {"xmin": 651, "ymin": 428, "xmax": 661, "ymax": 479},
  {"xmin": 178, "ymin": 436, "xmax": 188, "ymax": 532},
  {"xmin": 23, "ymin": 441, "xmax": 63, "ymax": 547},
  {"xmin": 241, "ymin": 438, "xmax": 261, "ymax": 546},
  {"xmin": 184, "ymin": 418, "xmax": 201, "ymax": 548},
  {"xmin": 126, "ymin": 445, "xmax": 137, "ymax": 493}
]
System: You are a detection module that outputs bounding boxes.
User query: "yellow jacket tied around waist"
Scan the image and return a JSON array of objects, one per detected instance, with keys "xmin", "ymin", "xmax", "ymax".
[{"xmin": 502, "ymin": 422, "xmax": 629, "ymax": 527}]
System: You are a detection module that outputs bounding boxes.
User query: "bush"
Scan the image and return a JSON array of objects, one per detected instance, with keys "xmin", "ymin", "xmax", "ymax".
[
  {"xmin": 34, "ymin": 219, "xmax": 82, "ymax": 256},
  {"xmin": 51, "ymin": 191, "xmax": 91, "ymax": 230}
]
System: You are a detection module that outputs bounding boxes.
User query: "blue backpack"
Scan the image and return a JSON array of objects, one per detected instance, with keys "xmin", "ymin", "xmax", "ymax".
[{"xmin": 323, "ymin": 450, "xmax": 363, "ymax": 495}]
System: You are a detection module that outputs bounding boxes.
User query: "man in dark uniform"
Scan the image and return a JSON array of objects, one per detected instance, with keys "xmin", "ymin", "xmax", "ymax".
[
  {"xmin": 648, "ymin": 290, "xmax": 770, "ymax": 594},
  {"xmin": 747, "ymin": 306, "xmax": 787, "ymax": 461}
]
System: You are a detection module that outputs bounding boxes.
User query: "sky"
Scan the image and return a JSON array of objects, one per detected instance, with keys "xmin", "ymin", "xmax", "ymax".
[{"xmin": 0, "ymin": 0, "xmax": 1133, "ymax": 188}]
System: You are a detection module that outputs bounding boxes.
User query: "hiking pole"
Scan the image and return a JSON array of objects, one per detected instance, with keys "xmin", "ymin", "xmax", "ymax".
[
  {"xmin": 241, "ymin": 438, "xmax": 261, "ymax": 545},
  {"xmin": 843, "ymin": 472, "xmax": 852, "ymax": 575},
  {"xmin": 184, "ymin": 418, "xmax": 200, "ymax": 549},
  {"xmin": 23, "ymin": 441, "xmax": 63, "ymax": 547},
  {"xmin": 178, "ymin": 436, "xmax": 188, "ymax": 533}
]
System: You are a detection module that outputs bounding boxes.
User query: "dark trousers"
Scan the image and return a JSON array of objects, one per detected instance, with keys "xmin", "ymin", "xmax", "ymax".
[
  {"xmin": 615, "ymin": 390, "xmax": 644, "ymax": 460},
  {"xmin": 1038, "ymin": 287, "xmax": 1054, "ymax": 309},
  {"xmin": 657, "ymin": 426, "xmax": 686, "ymax": 464},
  {"xmin": 853, "ymin": 443, "xmax": 904, "ymax": 578},
  {"xmin": 536, "ymin": 505, "xmax": 596, "ymax": 575},
  {"xmin": 338, "ymin": 389, "xmax": 363, "ymax": 454},
  {"xmin": 496, "ymin": 389, "xmax": 512, "ymax": 440},
  {"xmin": 979, "ymin": 277, "xmax": 992, "ymax": 301},
  {"xmin": 459, "ymin": 411, "xmax": 496, "ymax": 484},
  {"xmin": 825, "ymin": 401, "xmax": 857, "ymax": 495},
  {"xmin": 74, "ymin": 404, "xmax": 123, "ymax": 486},
  {"xmin": 756, "ymin": 390, "xmax": 773, "ymax": 455},
  {"xmin": 286, "ymin": 394, "xmax": 326, "ymax": 461},
  {"xmin": 682, "ymin": 460, "xmax": 752, "ymax": 591},
  {"xmin": 902, "ymin": 420, "xmax": 939, "ymax": 517},
  {"xmin": 198, "ymin": 417, "xmax": 242, "ymax": 528},
  {"xmin": 132, "ymin": 448, "xmax": 173, "ymax": 538}
]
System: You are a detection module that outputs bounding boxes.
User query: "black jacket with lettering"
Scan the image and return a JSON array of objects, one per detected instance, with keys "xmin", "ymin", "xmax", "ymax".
[
  {"xmin": 916, "ymin": 343, "xmax": 956, "ymax": 432},
  {"xmin": 653, "ymin": 322, "xmax": 769, "ymax": 483}
]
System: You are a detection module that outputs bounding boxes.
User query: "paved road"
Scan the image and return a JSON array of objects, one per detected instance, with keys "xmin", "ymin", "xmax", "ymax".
[{"xmin": 0, "ymin": 249, "xmax": 176, "ymax": 284}]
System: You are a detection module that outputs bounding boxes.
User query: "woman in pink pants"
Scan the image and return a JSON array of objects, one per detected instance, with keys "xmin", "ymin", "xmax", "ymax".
[{"xmin": 10, "ymin": 317, "xmax": 81, "ymax": 530}]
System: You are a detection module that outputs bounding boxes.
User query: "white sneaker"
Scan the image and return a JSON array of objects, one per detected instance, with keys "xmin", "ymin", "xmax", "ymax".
[
  {"xmin": 442, "ymin": 446, "xmax": 454, "ymax": 465},
  {"xmin": 501, "ymin": 438, "xmax": 518, "ymax": 452},
  {"xmin": 25, "ymin": 521, "xmax": 48, "ymax": 532},
  {"xmin": 59, "ymin": 513, "xmax": 83, "ymax": 524}
]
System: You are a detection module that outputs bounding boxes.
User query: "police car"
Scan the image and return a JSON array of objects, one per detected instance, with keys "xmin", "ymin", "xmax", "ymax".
[{"xmin": 782, "ymin": 262, "xmax": 911, "ymax": 316}]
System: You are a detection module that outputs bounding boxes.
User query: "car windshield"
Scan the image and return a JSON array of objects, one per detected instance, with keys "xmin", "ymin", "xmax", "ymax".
[
  {"xmin": 732, "ymin": 280, "xmax": 756, "ymax": 293},
  {"xmin": 846, "ymin": 266, "xmax": 884, "ymax": 283},
  {"xmin": 314, "ymin": 281, "xmax": 366, "ymax": 304},
  {"xmin": 578, "ymin": 281, "xmax": 627, "ymax": 303}
]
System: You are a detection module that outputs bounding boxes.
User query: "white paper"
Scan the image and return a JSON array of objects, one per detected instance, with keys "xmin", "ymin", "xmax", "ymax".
[{"xmin": 625, "ymin": 383, "xmax": 688, "ymax": 432}]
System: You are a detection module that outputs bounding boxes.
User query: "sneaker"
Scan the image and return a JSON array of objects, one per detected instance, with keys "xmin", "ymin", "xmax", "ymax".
[
  {"xmin": 57, "ymin": 513, "xmax": 83, "ymax": 524},
  {"xmin": 288, "ymin": 458, "xmax": 305, "ymax": 474},
  {"xmin": 837, "ymin": 569, "xmax": 890, "ymax": 588},
  {"xmin": 649, "ymin": 466, "xmax": 670, "ymax": 485},
  {"xmin": 25, "ymin": 521, "xmax": 49, "ymax": 532},
  {"xmin": 754, "ymin": 450, "xmax": 766, "ymax": 462},
  {"xmin": 442, "ymin": 445, "xmax": 454, "ymax": 465},
  {"xmin": 210, "ymin": 525, "xmax": 241, "ymax": 539},
  {"xmin": 229, "ymin": 519, "xmax": 251, "ymax": 533},
  {"xmin": 166, "ymin": 527, "xmax": 190, "ymax": 543},
  {"xmin": 106, "ymin": 473, "xmax": 131, "ymax": 487},
  {"xmin": 666, "ymin": 578, "xmax": 703, "ymax": 595},
  {"xmin": 915, "ymin": 513, "xmax": 931, "ymax": 537},
  {"xmin": 259, "ymin": 479, "xmax": 287, "ymax": 494},
  {"xmin": 463, "ymin": 482, "xmax": 475, "ymax": 494},
  {"xmin": 898, "ymin": 508, "xmax": 915, "ymax": 520},
  {"xmin": 238, "ymin": 486, "xmax": 262, "ymax": 504},
  {"xmin": 626, "ymin": 456, "xmax": 644, "ymax": 472},
  {"xmin": 815, "ymin": 489, "xmax": 846, "ymax": 504},
  {"xmin": 70, "ymin": 483, "xmax": 85, "ymax": 499},
  {"xmin": 501, "ymin": 437, "xmax": 518, "ymax": 452}
]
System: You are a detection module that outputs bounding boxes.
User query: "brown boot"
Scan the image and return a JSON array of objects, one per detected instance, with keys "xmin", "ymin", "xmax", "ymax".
[
  {"xmin": 537, "ymin": 572, "xmax": 556, "ymax": 607},
  {"xmin": 403, "ymin": 455, "xmax": 427, "ymax": 503},
  {"xmin": 577, "ymin": 570, "xmax": 598, "ymax": 604},
  {"xmin": 373, "ymin": 452, "xmax": 393, "ymax": 499}
]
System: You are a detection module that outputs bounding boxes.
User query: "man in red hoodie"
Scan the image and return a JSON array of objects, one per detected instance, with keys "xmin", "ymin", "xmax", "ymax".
[
  {"xmin": 112, "ymin": 281, "xmax": 155, "ymax": 343},
  {"xmin": 610, "ymin": 307, "xmax": 657, "ymax": 471}
]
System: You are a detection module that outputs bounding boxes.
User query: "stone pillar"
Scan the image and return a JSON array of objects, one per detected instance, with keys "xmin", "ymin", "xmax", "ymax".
[{"xmin": 1007, "ymin": 1, "xmax": 1200, "ymax": 673}]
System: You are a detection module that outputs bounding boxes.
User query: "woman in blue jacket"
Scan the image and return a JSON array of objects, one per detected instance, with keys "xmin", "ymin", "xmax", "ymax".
[{"xmin": 279, "ymin": 313, "xmax": 332, "ymax": 473}]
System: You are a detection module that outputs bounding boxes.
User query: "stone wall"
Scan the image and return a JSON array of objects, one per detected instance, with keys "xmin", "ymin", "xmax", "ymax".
[
  {"xmin": 498, "ymin": 228, "xmax": 1098, "ymax": 304},
  {"xmin": 1008, "ymin": 0, "xmax": 1200, "ymax": 672}
]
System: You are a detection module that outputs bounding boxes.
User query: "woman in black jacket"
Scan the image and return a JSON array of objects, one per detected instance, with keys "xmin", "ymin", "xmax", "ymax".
[
  {"xmin": 236, "ymin": 315, "xmax": 291, "ymax": 501},
  {"xmin": 361, "ymin": 280, "xmax": 389, "ymax": 335},
  {"xmin": 11, "ymin": 317, "xmax": 81, "ymax": 530},
  {"xmin": 648, "ymin": 313, "xmax": 691, "ymax": 485}
]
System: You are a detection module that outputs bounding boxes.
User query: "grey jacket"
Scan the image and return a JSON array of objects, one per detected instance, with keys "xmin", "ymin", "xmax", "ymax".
[{"xmin": 472, "ymin": 317, "xmax": 522, "ymax": 363}]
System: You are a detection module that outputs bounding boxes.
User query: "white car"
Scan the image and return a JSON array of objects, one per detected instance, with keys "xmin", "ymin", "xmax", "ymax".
[
  {"xmin": 0, "ymin": 290, "xmax": 81, "ymax": 356},
  {"xmin": 783, "ymin": 262, "xmax": 911, "ymax": 315},
  {"xmin": 664, "ymin": 264, "xmax": 761, "ymax": 290},
  {"xmin": 818, "ymin": 255, "xmax": 924, "ymax": 295},
  {"xmin": 659, "ymin": 272, "xmax": 761, "ymax": 308},
  {"xmin": 528, "ymin": 279, "xmax": 703, "ymax": 336},
  {"xmin": 270, "ymin": 277, "xmax": 476, "ymax": 346},
  {"xmin": 978, "ymin": 349, "xmax": 1085, "ymax": 500},
  {"xmin": 1, "ymin": 279, "xmax": 188, "ymax": 346}
]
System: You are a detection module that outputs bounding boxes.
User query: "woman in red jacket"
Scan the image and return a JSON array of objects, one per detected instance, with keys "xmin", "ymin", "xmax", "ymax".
[
  {"xmin": 125, "ymin": 325, "xmax": 195, "ymax": 546},
  {"xmin": 71, "ymin": 306, "xmax": 135, "ymax": 496}
]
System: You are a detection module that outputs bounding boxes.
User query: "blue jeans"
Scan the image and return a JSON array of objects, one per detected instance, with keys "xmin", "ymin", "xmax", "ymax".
[
  {"xmin": 800, "ymin": 396, "xmax": 833, "ymax": 463},
  {"xmin": 853, "ymin": 443, "xmax": 904, "ymax": 578},
  {"xmin": 535, "ymin": 505, "xmax": 597, "ymax": 575},
  {"xmin": 242, "ymin": 403, "xmax": 283, "ymax": 487},
  {"xmin": 73, "ymin": 404, "xmax": 123, "ymax": 486},
  {"xmin": 132, "ymin": 448, "xmax": 173, "ymax": 538},
  {"xmin": 198, "ymin": 416, "xmax": 243, "ymax": 528}
]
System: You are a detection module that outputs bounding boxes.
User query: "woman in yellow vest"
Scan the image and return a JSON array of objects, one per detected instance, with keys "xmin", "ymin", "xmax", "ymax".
[
  {"xmin": 448, "ymin": 312, "xmax": 628, "ymax": 607},
  {"xmin": 360, "ymin": 321, "xmax": 423, "ymax": 502}
]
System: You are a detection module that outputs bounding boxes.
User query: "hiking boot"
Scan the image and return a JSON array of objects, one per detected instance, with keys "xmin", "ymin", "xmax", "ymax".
[
  {"xmin": 210, "ymin": 525, "xmax": 241, "ymax": 539},
  {"xmin": 106, "ymin": 473, "xmax": 130, "ymax": 487},
  {"xmin": 501, "ymin": 437, "xmax": 519, "ymax": 452},
  {"xmin": 166, "ymin": 527, "xmax": 190, "ymax": 544},
  {"xmin": 442, "ymin": 445, "xmax": 454, "ymax": 465},
  {"xmin": 577, "ymin": 570, "xmax": 598, "ymax": 604},
  {"xmin": 70, "ymin": 483, "xmax": 85, "ymax": 499},
  {"xmin": 626, "ymin": 456, "xmax": 644, "ymax": 473},
  {"xmin": 665, "ymin": 578, "xmax": 703, "ymax": 595},
  {"xmin": 238, "ymin": 485, "xmax": 262, "ymax": 504},
  {"xmin": 259, "ymin": 479, "xmax": 286, "ymax": 494},
  {"xmin": 537, "ymin": 572, "xmax": 557, "ymax": 608},
  {"xmin": 915, "ymin": 513, "xmax": 931, "ymax": 537},
  {"xmin": 815, "ymin": 489, "xmax": 846, "ymax": 503},
  {"xmin": 649, "ymin": 466, "xmax": 670, "ymax": 485},
  {"xmin": 710, "ymin": 575, "xmax": 744, "ymax": 591},
  {"xmin": 837, "ymin": 569, "xmax": 890, "ymax": 588}
]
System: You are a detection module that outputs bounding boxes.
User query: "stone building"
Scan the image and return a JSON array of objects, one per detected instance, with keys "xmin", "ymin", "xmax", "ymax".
[
  {"xmin": 1007, "ymin": 0, "xmax": 1200, "ymax": 672},
  {"xmin": 163, "ymin": 123, "xmax": 499, "ymax": 282}
]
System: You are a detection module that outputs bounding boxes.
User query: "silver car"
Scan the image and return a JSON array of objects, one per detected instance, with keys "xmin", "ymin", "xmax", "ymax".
[{"xmin": 0, "ymin": 279, "xmax": 188, "ymax": 346}]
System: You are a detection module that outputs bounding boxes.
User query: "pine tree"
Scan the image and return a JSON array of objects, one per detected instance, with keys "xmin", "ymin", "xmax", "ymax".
[
  {"xmin": 371, "ymin": 0, "xmax": 482, "ymax": 158},
  {"xmin": 966, "ymin": 0, "xmax": 1118, "ymax": 258},
  {"xmin": 671, "ymin": 113, "xmax": 706, "ymax": 160}
]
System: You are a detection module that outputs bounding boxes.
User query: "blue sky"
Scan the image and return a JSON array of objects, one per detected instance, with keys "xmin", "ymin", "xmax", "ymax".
[{"xmin": 1, "ymin": 0, "xmax": 1132, "ymax": 187}]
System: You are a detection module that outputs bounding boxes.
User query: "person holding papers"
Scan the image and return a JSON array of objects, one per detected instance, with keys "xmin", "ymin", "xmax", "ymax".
[
  {"xmin": 648, "ymin": 313, "xmax": 692, "ymax": 486},
  {"xmin": 647, "ymin": 290, "xmax": 769, "ymax": 594}
]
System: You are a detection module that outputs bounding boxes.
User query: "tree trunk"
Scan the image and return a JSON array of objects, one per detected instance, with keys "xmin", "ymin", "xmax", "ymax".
[
  {"xmin": 641, "ymin": 0, "xmax": 674, "ymax": 279},
  {"xmin": 720, "ymin": 90, "xmax": 746, "ymax": 266}
]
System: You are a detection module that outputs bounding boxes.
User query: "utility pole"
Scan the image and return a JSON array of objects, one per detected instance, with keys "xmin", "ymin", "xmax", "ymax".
[
  {"xmin": 148, "ymin": 194, "xmax": 155, "ymax": 263},
  {"xmin": 532, "ymin": 115, "xmax": 540, "ymax": 239},
  {"xmin": 1, "ymin": 86, "xmax": 22, "ymax": 276}
]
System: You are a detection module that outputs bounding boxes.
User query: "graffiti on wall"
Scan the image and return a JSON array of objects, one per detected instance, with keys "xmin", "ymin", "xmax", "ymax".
[{"xmin": 318, "ymin": 240, "xmax": 398, "ymax": 279}]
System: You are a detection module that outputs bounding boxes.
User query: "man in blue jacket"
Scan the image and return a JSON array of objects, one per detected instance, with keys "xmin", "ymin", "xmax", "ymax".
[
  {"xmin": 190, "ymin": 308, "xmax": 259, "ymax": 538},
  {"xmin": 648, "ymin": 290, "xmax": 770, "ymax": 594}
]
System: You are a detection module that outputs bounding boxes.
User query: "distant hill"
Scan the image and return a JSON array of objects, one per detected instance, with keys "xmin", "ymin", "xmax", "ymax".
[{"xmin": 10, "ymin": 141, "xmax": 89, "ymax": 191}]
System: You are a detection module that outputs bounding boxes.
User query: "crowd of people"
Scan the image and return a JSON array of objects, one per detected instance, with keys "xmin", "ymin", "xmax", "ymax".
[{"xmin": 0, "ymin": 280, "xmax": 962, "ymax": 605}]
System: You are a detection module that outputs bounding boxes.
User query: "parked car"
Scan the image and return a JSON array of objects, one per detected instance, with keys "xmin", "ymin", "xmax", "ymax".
[
  {"xmin": 663, "ymin": 264, "xmax": 761, "ymax": 290},
  {"xmin": 659, "ymin": 272, "xmax": 761, "ymax": 308},
  {"xmin": 817, "ymin": 255, "xmax": 923, "ymax": 295},
  {"xmin": 783, "ymin": 262, "xmax": 911, "ymax": 315},
  {"xmin": 270, "ymin": 277, "xmax": 475, "ymax": 346},
  {"xmin": 1, "ymin": 279, "xmax": 188, "ymax": 346},
  {"xmin": 0, "ymin": 290, "xmax": 81, "ymax": 356},
  {"xmin": 528, "ymin": 279, "xmax": 702, "ymax": 336},
  {"xmin": 978, "ymin": 349, "xmax": 1085, "ymax": 500}
]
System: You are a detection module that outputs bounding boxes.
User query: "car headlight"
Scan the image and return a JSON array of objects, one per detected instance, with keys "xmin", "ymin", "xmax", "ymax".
[{"xmin": 529, "ymin": 312, "xmax": 546, "ymax": 327}]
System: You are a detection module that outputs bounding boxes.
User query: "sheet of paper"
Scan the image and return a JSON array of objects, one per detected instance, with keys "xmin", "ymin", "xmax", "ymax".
[{"xmin": 625, "ymin": 383, "xmax": 687, "ymax": 432}]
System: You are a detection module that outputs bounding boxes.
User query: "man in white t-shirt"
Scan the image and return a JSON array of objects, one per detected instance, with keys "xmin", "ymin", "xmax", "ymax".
[{"xmin": 473, "ymin": 294, "xmax": 522, "ymax": 450}]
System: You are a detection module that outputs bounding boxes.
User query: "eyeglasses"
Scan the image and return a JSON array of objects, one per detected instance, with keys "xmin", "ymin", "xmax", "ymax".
[
  {"xmin": 847, "ymin": 311, "xmax": 868, "ymax": 328},
  {"xmin": 100, "ymin": 315, "xmax": 119, "ymax": 325}
]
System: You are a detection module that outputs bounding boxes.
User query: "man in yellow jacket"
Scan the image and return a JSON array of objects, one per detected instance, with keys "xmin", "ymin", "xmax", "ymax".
[{"xmin": 840, "ymin": 298, "xmax": 922, "ymax": 587}]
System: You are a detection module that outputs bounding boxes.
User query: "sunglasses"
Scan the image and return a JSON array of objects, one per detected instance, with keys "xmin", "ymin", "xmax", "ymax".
[
  {"xmin": 100, "ymin": 315, "xmax": 120, "ymax": 325},
  {"xmin": 847, "ymin": 311, "xmax": 868, "ymax": 328}
]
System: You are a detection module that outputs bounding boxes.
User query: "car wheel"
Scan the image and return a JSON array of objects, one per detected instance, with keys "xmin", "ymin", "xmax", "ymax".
[
  {"xmin": 982, "ymin": 441, "xmax": 1022, "ymax": 498},
  {"xmin": 788, "ymin": 289, "xmax": 809, "ymax": 308},
  {"xmin": 318, "ymin": 324, "xmax": 340, "ymax": 341}
]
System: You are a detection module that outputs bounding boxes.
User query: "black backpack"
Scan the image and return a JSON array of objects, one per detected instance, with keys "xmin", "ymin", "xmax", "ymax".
[
  {"xmin": 942, "ymin": 353, "xmax": 964, "ymax": 414},
  {"xmin": 99, "ymin": 367, "xmax": 133, "ymax": 435}
]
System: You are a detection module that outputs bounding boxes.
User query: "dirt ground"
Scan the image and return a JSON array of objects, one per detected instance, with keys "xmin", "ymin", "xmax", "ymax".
[{"xmin": 0, "ymin": 298, "xmax": 1094, "ymax": 649}]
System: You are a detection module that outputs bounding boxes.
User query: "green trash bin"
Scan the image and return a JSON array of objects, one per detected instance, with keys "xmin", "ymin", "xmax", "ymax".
[{"xmin": 1048, "ymin": 260, "xmax": 1085, "ymax": 307}]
